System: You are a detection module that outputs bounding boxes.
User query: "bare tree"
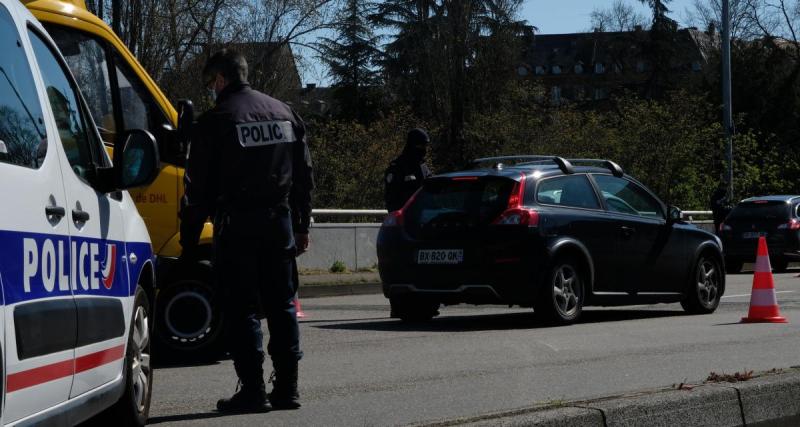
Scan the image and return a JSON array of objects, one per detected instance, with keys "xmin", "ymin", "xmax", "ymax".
[
  {"xmin": 590, "ymin": 0, "xmax": 648, "ymax": 32},
  {"xmin": 686, "ymin": 0, "xmax": 761, "ymax": 39}
]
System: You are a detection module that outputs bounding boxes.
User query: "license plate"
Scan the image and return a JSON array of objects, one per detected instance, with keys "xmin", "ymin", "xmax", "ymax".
[
  {"xmin": 742, "ymin": 231, "xmax": 767, "ymax": 239},
  {"xmin": 417, "ymin": 249, "xmax": 464, "ymax": 265}
]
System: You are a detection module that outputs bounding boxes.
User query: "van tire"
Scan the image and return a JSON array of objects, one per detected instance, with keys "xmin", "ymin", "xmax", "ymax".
[
  {"xmin": 154, "ymin": 260, "xmax": 226, "ymax": 362},
  {"xmin": 105, "ymin": 285, "xmax": 153, "ymax": 426}
]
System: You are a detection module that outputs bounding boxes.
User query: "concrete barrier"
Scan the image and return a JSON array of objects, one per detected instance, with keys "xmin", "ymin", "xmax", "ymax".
[
  {"xmin": 299, "ymin": 223, "xmax": 381, "ymax": 271},
  {"xmin": 300, "ymin": 220, "xmax": 715, "ymax": 272}
]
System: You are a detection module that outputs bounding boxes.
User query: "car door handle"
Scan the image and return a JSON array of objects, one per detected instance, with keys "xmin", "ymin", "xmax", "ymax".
[
  {"xmin": 45, "ymin": 206, "xmax": 66, "ymax": 218},
  {"xmin": 72, "ymin": 209, "xmax": 90, "ymax": 223},
  {"xmin": 621, "ymin": 226, "xmax": 636, "ymax": 237}
]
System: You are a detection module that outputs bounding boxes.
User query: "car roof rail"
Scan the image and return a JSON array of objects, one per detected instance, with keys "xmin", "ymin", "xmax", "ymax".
[
  {"xmin": 568, "ymin": 159, "xmax": 625, "ymax": 177},
  {"xmin": 469, "ymin": 156, "xmax": 575, "ymax": 175}
]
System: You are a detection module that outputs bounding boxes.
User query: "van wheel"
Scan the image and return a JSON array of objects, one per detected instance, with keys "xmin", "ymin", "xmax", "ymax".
[
  {"xmin": 535, "ymin": 257, "xmax": 584, "ymax": 325},
  {"xmin": 390, "ymin": 296, "xmax": 440, "ymax": 322},
  {"xmin": 155, "ymin": 261, "xmax": 225, "ymax": 362},
  {"xmin": 105, "ymin": 286, "xmax": 152, "ymax": 426},
  {"xmin": 681, "ymin": 254, "xmax": 723, "ymax": 314}
]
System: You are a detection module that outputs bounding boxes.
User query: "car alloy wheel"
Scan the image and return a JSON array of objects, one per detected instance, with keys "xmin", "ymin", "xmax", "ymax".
[
  {"xmin": 131, "ymin": 305, "xmax": 151, "ymax": 413},
  {"xmin": 696, "ymin": 258, "xmax": 720, "ymax": 309},
  {"xmin": 552, "ymin": 264, "xmax": 581, "ymax": 318}
]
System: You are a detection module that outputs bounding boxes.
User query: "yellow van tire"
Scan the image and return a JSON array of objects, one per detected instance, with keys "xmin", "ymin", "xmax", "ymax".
[{"xmin": 154, "ymin": 260, "xmax": 226, "ymax": 362}]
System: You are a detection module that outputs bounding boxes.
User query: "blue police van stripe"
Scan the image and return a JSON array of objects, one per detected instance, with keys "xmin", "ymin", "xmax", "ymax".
[{"xmin": 0, "ymin": 229, "xmax": 152, "ymax": 306}]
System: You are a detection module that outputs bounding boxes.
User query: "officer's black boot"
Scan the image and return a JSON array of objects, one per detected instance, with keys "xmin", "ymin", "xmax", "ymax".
[
  {"xmin": 216, "ymin": 382, "xmax": 271, "ymax": 413},
  {"xmin": 268, "ymin": 361, "xmax": 300, "ymax": 409}
]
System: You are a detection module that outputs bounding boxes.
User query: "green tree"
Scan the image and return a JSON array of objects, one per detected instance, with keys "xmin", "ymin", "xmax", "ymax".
[{"xmin": 317, "ymin": 0, "xmax": 383, "ymax": 122}]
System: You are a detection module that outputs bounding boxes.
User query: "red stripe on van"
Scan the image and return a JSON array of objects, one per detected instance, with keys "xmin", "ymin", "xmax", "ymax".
[{"xmin": 6, "ymin": 344, "xmax": 126, "ymax": 393}]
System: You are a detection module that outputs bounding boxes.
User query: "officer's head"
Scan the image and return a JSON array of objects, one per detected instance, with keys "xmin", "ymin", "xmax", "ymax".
[
  {"xmin": 203, "ymin": 49, "xmax": 248, "ymax": 96},
  {"xmin": 404, "ymin": 128, "xmax": 429, "ymax": 161}
]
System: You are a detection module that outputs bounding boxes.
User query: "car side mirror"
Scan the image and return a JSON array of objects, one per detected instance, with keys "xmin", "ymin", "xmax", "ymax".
[
  {"xmin": 118, "ymin": 129, "xmax": 160, "ymax": 189},
  {"xmin": 668, "ymin": 205, "xmax": 682, "ymax": 223}
]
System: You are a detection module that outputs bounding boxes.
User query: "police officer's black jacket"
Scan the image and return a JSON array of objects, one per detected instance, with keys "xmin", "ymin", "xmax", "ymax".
[
  {"xmin": 384, "ymin": 155, "xmax": 431, "ymax": 212},
  {"xmin": 180, "ymin": 82, "xmax": 314, "ymax": 249}
]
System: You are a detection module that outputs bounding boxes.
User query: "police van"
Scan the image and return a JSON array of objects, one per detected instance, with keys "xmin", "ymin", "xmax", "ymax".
[{"xmin": 0, "ymin": 1, "xmax": 158, "ymax": 425}]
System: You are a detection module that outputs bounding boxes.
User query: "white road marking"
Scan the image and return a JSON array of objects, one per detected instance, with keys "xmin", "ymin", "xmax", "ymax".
[
  {"xmin": 539, "ymin": 341, "xmax": 559, "ymax": 352},
  {"xmin": 722, "ymin": 291, "xmax": 796, "ymax": 299}
]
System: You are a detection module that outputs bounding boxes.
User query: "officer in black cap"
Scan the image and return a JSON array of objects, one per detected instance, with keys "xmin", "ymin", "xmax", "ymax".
[
  {"xmin": 180, "ymin": 48, "xmax": 313, "ymax": 413},
  {"xmin": 384, "ymin": 128, "xmax": 432, "ymax": 212}
]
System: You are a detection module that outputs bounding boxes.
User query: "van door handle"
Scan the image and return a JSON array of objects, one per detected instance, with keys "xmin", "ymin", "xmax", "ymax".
[
  {"xmin": 72, "ymin": 209, "xmax": 90, "ymax": 223},
  {"xmin": 45, "ymin": 206, "xmax": 66, "ymax": 219}
]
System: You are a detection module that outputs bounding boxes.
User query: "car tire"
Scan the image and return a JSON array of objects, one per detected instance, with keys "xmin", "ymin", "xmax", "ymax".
[
  {"xmin": 535, "ymin": 257, "xmax": 584, "ymax": 325},
  {"xmin": 772, "ymin": 258, "xmax": 789, "ymax": 272},
  {"xmin": 104, "ymin": 285, "xmax": 153, "ymax": 427},
  {"xmin": 725, "ymin": 259, "xmax": 742, "ymax": 274},
  {"xmin": 681, "ymin": 254, "xmax": 723, "ymax": 314},
  {"xmin": 154, "ymin": 260, "xmax": 226, "ymax": 362},
  {"xmin": 390, "ymin": 295, "xmax": 440, "ymax": 322}
]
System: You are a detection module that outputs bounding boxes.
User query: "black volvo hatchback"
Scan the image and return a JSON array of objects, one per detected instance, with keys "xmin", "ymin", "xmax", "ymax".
[{"xmin": 377, "ymin": 156, "xmax": 725, "ymax": 324}]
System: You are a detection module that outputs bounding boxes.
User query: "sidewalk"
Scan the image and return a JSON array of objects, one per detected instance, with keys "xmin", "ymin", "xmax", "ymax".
[{"xmin": 298, "ymin": 271, "xmax": 381, "ymax": 298}]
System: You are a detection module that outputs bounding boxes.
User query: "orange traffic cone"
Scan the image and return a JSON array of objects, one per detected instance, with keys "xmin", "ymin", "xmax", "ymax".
[
  {"xmin": 294, "ymin": 295, "xmax": 306, "ymax": 319},
  {"xmin": 741, "ymin": 236, "xmax": 788, "ymax": 323}
]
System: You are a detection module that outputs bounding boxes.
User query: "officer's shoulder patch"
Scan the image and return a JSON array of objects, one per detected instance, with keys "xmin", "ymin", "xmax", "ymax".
[{"xmin": 236, "ymin": 120, "xmax": 296, "ymax": 147}]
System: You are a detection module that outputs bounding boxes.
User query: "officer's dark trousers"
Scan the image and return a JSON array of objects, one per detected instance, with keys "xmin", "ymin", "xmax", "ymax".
[{"xmin": 214, "ymin": 209, "xmax": 302, "ymax": 389}]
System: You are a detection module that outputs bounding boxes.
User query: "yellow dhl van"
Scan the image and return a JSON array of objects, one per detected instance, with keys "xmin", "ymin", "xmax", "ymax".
[{"xmin": 25, "ymin": 0, "xmax": 223, "ymax": 360}]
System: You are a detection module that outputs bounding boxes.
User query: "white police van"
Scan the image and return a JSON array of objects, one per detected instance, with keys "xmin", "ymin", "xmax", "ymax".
[{"xmin": 0, "ymin": 1, "xmax": 158, "ymax": 425}]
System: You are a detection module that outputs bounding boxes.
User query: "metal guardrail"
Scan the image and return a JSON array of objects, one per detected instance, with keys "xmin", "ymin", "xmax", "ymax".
[{"xmin": 312, "ymin": 209, "xmax": 714, "ymax": 220}]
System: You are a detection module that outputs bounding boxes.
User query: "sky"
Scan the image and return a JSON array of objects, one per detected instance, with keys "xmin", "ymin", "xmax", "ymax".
[{"xmin": 301, "ymin": 0, "xmax": 699, "ymax": 86}]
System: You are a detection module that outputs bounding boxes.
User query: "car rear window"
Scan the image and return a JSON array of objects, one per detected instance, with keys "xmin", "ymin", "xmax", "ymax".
[
  {"xmin": 728, "ymin": 201, "xmax": 791, "ymax": 220},
  {"xmin": 404, "ymin": 177, "xmax": 515, "ymax": 228}
]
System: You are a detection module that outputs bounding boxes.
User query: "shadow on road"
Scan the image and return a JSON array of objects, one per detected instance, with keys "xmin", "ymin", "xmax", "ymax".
[
  {"xmin": 145, "ymin": 411, "xmax": 229, "ymax": 425},
  {"xmin": 316, "ymin": 309, "xmax": 686, "ymax": 333}
]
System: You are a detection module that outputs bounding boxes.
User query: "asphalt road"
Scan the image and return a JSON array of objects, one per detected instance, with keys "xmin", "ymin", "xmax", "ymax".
[{"xmin": 147, "ymin": 271, "xmax": 800, "ymax": 426}]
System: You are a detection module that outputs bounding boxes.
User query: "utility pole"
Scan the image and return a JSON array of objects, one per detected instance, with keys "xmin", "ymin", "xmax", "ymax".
[{"xmin": 722, "ymin": 0, "xmax": 734, "ymax": 201}]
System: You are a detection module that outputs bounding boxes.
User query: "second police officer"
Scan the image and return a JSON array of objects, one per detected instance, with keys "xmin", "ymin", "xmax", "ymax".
[
  {"xmin": 180, "ymin": 49, "xmax": 314, "ymax": 413},
  {"xmin": 384, "ymin": 128, "xmax": 432, "ymax": 212}
]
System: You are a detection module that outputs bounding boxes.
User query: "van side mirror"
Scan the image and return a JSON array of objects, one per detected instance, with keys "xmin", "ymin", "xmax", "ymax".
[
  {"xmin": 118, "ymin": 129, "xmax": 160, "ymax": 189},
  {"xmin": 668, "ymin": 206, "xmax": 682, "ymax": 223},
  {"xmin": 177, "ymin": 99, "xmax": 194, "ymax": 154}
]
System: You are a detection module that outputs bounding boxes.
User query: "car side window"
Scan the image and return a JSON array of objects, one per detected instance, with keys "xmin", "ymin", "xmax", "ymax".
[
  {"xmin": 536, "ymin": 175, "xmax": 600, "ymax": 209},
  {"xmin": 28, "ymin": 28, "xmax": 106, "ymax": 180},
  {"xmin": 593, "ymin": 174, "xmax": 664, "ymax": 219},
  {"xmin": 43, "ymin": 25, "xmax": 117, "ymax": 145},
  {"xmin": 0, "ymin": 6, "xmax": 47, "ymax": 169}
]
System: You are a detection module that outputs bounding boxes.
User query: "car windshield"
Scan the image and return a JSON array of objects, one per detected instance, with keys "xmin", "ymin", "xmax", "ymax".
[
  {"xmin": 405, "ymin": 177, "xmax": 515, "ymax": 228},
  {"xmin": 728, "ymin": 201, "xmax": 791, "ymax": 220}
]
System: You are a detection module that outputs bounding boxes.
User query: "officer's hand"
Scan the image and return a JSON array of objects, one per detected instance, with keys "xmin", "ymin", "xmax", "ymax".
[{"xmin": 295, "ymin": 233, "xmax": 310, "ymax": 256}]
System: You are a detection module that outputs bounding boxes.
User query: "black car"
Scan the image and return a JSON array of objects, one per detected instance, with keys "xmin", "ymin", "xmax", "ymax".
[
  {"xmin": 719, "ymin": 195, "xmax": 800, "ymax": 273},
  {"xmin": 377, "ymin": 156, "xmax": 725, "ymax": 324}
]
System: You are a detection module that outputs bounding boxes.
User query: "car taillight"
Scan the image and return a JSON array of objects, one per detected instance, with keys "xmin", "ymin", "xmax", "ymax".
[
  {"xmin": 777, "ymin": 219, "xmax": 800, "ymax": 230},
  {"xmin": 492, "ymin": 174, "xmax": 538, "ymax": 226},
  {"xmin": 492, "ymin": 208, "xmax": 539, "ymax": 226},
  {"xmin": 383, "ymin": 210, "xmax": 404, "ymax": 227}
]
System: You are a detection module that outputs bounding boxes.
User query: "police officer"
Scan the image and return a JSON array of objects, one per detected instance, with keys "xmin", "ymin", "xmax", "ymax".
[
  {"xmin": 384, "ymin": 128, "xmax": 432, "ymax": 211},
  {"xmin": 180, "ymin": 49, "xmax": 313, "ymax": 413}
]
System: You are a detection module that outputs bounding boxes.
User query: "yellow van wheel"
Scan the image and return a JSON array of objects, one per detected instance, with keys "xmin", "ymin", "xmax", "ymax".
[{"xmin": 154, "ymin": 260, "xmax": 226, "ymax": 362}]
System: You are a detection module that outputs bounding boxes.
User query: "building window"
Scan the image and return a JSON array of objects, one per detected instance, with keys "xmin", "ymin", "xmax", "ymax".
[
  {"xmin": 551, "ymin": 86, "xmax": 562, "ymax": 103},
  {"xmin": 574, "ymin": 63, "xmax": 584, "ymax": 74},
  {"xmin": 552, "ymin": 65, "xmax": 562, "ymax": 75},
  {"xmin": 636, "ymin": 61, "xmax": 647, "ymax": 73},
  {"xmin": 594, "ymin": 87, "xmax": 608, "ymax": 100},
  {"xmin": 535, "ymin": 65, "xmax": 546, "ymax": 75},
  {"xmin": 613, "ymin": 63, "xmax": 622, "ymax": 73},
  {"xmin": 691, "ymin": 61, "xmax": 702, "ymax": 72},
  {"xmin": 594, "ymin": 63, "xmax": 605, "ymax": 74},
  {"xmin": 517, "ymin": 65, "xmax": 529, "ymax": 77}
]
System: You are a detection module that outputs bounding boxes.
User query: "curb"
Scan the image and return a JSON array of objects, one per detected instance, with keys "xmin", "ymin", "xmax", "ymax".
[
  {"xmin": 298, "ymin": 282, "xmax": 382, "ymax": 298},
  {"xmin": 417, "ymin": 368, "xmax": 800, "ymax": 427}
]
